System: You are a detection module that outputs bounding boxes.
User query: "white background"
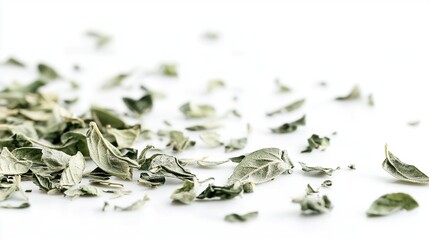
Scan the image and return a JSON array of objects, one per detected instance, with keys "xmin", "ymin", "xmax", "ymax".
[{"xmin": 1, "ymin": 0, "xmax": 429, "ymax": 239}]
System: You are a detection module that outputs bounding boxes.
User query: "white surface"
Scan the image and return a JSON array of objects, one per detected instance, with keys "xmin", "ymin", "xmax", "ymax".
[{"xmin": 1, "ymin": 0, "xmax": 429, "ymax": 239}]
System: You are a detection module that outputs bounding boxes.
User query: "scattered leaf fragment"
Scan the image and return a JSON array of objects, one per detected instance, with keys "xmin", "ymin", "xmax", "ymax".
[
  {"xmin": 367, "ymin": 193, "xmax": 418, "ymax": 217},
  {"xmin": 225, "ymin": 211, "xmax": 258, "ymax": 222}
]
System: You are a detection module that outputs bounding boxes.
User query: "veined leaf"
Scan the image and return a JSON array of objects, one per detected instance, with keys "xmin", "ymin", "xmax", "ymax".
[
  {"xmin": 224, "ymin": 138, "xmax": 247, "ymax": 153},
  {"xmin": 367, "ymin": 193, "xmax": 418, "ymax": 217},
  {"xmin": 0, "ymin": 147, "xmax": 31, "ymax": 175},
  {"xmin": 106, "ymin": 125, "xmax": 141, "ymax": 149},
  {"xmin": 59, "ymin": 152, "xmax": 86, "ymax": 187},
  {"xmin": 226, "ymin": 148, "xmax": 293, "ymax": 186},
  {"xmin": 271, "ymin": 115, "xmax": 306, "ymax": 134},
  {"xmin": 382, "ymin": 145, "xmax": 429, "ymax": 183},
  {"xmin": 166, "ymin": 131, "xmax": 195, "ymax": 152},
  {"xmin": 86, "ymin": 122, "xmax": 139, "ymax": 180}
]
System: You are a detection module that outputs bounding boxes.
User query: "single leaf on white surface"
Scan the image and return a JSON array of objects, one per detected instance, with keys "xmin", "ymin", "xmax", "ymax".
[
  {"xmin": 226, "ymin": 148, "xmax": 293, "ymax": 186},
  {"xmin": 292, "ymin": 194, "xmax": 332, "ymax": 215},
  {"xmin": 171, "ymin": 179, "xmax": 199, "ymax": 204},
  {"xmin": 382, "ymin": 145, "xmax": 429, "ymax": 184},
  {"xmin": 299, "ymin": 162, "xmax": 339, "ymax": 176},
  {"xmin": 224, "ymin": 211, "xmax": 258, "ymax": 222},
  {"xmin": 367, "ymin": 193, "xmax": 418, "ymax": 217},
  {"xmin": 106, "ymin": 125, "xmax": 141, "ymax": 149},
  {"xmin": 266, "ymin": 99, "xmax": 305, "ymax": 116}
]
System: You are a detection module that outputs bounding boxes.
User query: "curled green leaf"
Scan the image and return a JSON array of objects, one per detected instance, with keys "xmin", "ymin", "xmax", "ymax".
[{"xmin": 367, "ymin": 193, "xmax": 418, "ymax": 217}]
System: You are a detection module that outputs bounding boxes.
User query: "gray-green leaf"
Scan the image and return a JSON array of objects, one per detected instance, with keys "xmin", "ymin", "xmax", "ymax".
[
  {"xmin": 0, "ymin": 147, "xmax": 31, "ymax": 175},
  {"xmin": 114, "ymin": 195, "xmax": 150, "ymax": 211},
  {"xmin": 59, "ymin": 152, "xmax": 86, "ymax": 187},
  {"xmin": 367, "ymin": 193, "xmax": 418, "ymax": 217},
  {"xmin": 266, "ymin": 99, "xmax": 305, "ymax": 117},
  {"xmin": 224, "ymin": 138, "xmax": 247, "ymax": 153},
  {"xmin": 382, "ymin": 145, "xmax": 429, "ymax": 184},
  {"xmin": 199, "ymin": 131, "xmax": 223, "ymax": 147},
  {"xmin": 292, "ymin": 194, "xmax": 332, "ymax": 215},
  {"xmin": 179, "ymin": 102, "xmax": 215, "ymax": 118},
  {"xmin": 225, "ymin": 211, "xmax": 258, "ymax": 222},
  {"xmin": 166, "ymin": 131, "xmax": 195, "ymax": 152},
  {"xmin": 335, "ymin": 85, "xmax": 361, "ymax": 101},
  {"xmin": 301, "ymin": 134, "xmax": 330, "ymax": 153},
  {"xmin": 271, "ymin": 115, "xmax": 306, "ymax": 134},
  {"xmin": 86, "ymin": 122, "xmax": 139, "ymax": 180},
  {"xmin": 171, "ymin": 179, "xmax": 198, "ymax": 204},
  {"xmin": 226, "ymin": 148, "xmax": 293, "ymax": 186},
  {"xmin": 123, "ymin": 95, "xmax": 153, "ymax": 115},
  {"xmin": 299, "ymin": 162, "xmax": 339, "ymax": 176}
]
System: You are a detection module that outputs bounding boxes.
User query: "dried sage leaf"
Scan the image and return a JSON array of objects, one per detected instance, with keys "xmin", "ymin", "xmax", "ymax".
[
  {"xmin": 367, "ymin": 193, "xmax": 418, "ymax": 217},
  {"xmin": 185, "ymin": 121, "xmax": 221, "ymax": 131},
  {"xmin": 179, "ymin": 102, "xmax": 215, "ymax": 118},
  {"xmin": 275, "ymin": 79, "xmax": 291, "ymax": 93},
  {"xmin": 335, "ymin": 85, "xmax": 360, "ymax": 101},
  {"xmin": 64, "ymin": 185, "xmax": 102, "ymax": 200},
  {"xmin": 321, "ymin": 180, "xmax": 332, "ymax": 187},
  {"xmin": 38, "ymin": 63, "xmax": 60, "ymax": 81},
  {"xmin": 4, "ymin": 57, "xmax": 25, "ymax": 67},
  {"xmin": 166, "ymin": 131, "xmax": 195, "ymax": 152},
  {"xmin": 226, "ymin": 148, "xmax": 293, "ymax": 186},
  {"xmin": 0, "ymin": 175, "xmax": 27, "ymax": 201},
  {"xmin": 368, "ymin": 94, "xmax": 374, "ymax": 106},
  {"xmin": 123, "ymin": 94, "xmax": 153, "ymax": 115},
  {"xmin": 171, "ymin": 179, "xmax": 198, "ymax": 204},
  {"xmin": 224, "ymin": 138, "xmax": 247, "ymax": 153},
  {"xmin": 382, "ymin": 145, "xmax": 429, "ymax": 183},
  {"xmin": 114, "ymin": 195, "xmax": 150, "ymax": 211},
  {"xmin": 90, "ymin": 180, "xmax": 124, "ymax": 188},
  {"xmin": 106, "ymin": 125, "xmax": 140, "ymax": 149},
  {"xmin": 292, "ymin": 194, "xmax": 332, "ymax": 215},
  {"xmin": 179, "ymin": 157, "xmax": 229, "ymax": 168},
  {"xmin": 91, "ymin": 106, "xmax": 127, "ymax": 129},
  {"xmin": 103, "ymin": 189, "xmax": 132, "ymax": 199},
  {"xmin": 271, "ymin": 115, "xmax": 306, "ymax": 134},
  {"xmin": 86, "ymin": 122, "xmax": 139, "ymax": 180},
  {"xmin": 0, "ymin": 201, "xmax": 30, "ymax": 209},
  {"xmin": 160, "ymin": 64, "xmax": 178, "ymax": 77},
  {"xmin": 299, "ymin": 162, "xmax": 339, "ymax": 176},
  {"xmin": 197, "ymin": 184, "xmax": 243, "ymax": 200},
  {"xmin": 59, "ymin": 152, "xmax": 86, "ymax": 187},
  {"xmin": 199, "ymin": 131, "xmax": 223, "ymax": 147},
  {"xmin": 266, "ymin": 99, "xmax": 305, "ymax": 117},
  {"xmin": 86, "ymin": 30, "xmax": 111, "ymax": 48},
  {"xmin": 140, "ymin": 153, "xmax": 196, "ymax": 181},
  {"xmin": 301, "ymin": 134, "xmax": 330, "ymax": 153},
  {"xmin": 138, "ymin": 171, "xmax": 165, "ymax": 188},
  {"xmin": 0, "ymin": 147, "xmax": 31, "ymax": 175},
  {"xmin": 207, "ymin": 80, "xmax": 225, "ymax": 92},
  {"xmin": 225, "ymin": 211, "xmax": 258, "ymax": 222}
]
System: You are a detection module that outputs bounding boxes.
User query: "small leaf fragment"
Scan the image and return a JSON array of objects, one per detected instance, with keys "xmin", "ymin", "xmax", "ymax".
[
  {"xmin": 301, "ymin": 134, "xmax": 330, "ymax": 153},
  {"xmin": 179, "ymin": 102, "xmax": 215, "ymax": 119},
  {"xmin": 224, "ymin": 138, "xmax": 247, "ymax": 153},
  {"xmin": 292, "ymin": 194, "xmax": 332, "ymax": 215},
  {"xmin": 171, "ymin": 179, "xmax": 199, "ymax": 204},
  {"xmin": 299, "ymin": 162, "xmax": 339, "ymax": 176},
  {"xmin": 271, "ymin": 115, "xmax": 306, "ymax": 134},
  {"xmin": 267, "ymin": 99, "xmax": 305, "ymax": 117},
  {"xmin": 114, "ymin": 195, "xmax": 150, "ymax": 211},
  {"xmin": 225, "ymin": 211, "xmax": 258, "ymax": 222},
  {"xmin": 335, "ymin": 85, "xmax": 361, "ymax": 101}
]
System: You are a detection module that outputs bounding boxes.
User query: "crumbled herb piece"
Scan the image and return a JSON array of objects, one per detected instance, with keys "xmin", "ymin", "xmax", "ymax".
[
  {"xmin": 321, "ymin": 180, "xmax": 332, "ymax": 187},
  {"xmin": 266, "ymin": 99, "xmax": 305, "ymax": 117},
  {"xmin": 224, "ymin": 138, "xmax": 247, "ymax": 153},
  {"xmin": 179, "ymin": 102, "xmax": 215, "ymax": 118},
  {"xmin": 171, "ymin": 179, "xmax": 198, "ymax": 204},
  {"xmin": 199, "ymin": 131, "xmax": 223, "ymax": 147},
  {"xmin": 301, "ymin": 134, "xmax": 330, "ymax": 153},
  {"xmin": 123, "ymin": 94, "xmax": 153, "ymax": 115},
  {"xmin": 89, "ymin": 180, "xmax": 124, "ymax": 188},
  {"xmin": 138, "ymin": 171, "xmax": 166, "ymax": 188},
  {"xmin": 4, "ymin": 57, "xmax": 25, "ymax": 67},
  {"xmin": 64, "ymin": 185, "xmax": 102, "ymax": 200},
  {"xmin": 114, "ymin": 195, "xmax": 150, "ymax": 211},
  {"xmin": 179, "ymin": 158, "xmax": 229, "ymax": 168},
  {"xmin": 185, "ymin": 122, "xmax": 221, "ymax": 131},
  {"xmin": 102, "ymin": 73, "xmax": 129, "ymax": 89},
  {"xmin": 348, "ymin": 164, "xmax": 356, "ymax": 170},
  {"xmin": 367, "ymin": 193, "xmax": 418, "ymax": 217},
  {"xmin": 335, "ymin": 85, "xmax": 360, "ymax": 101},
  {"xmin": 103, "ymin": 189, "xmax": 132, "ymax": 199},
  {"xmin": 408, "ymin": 120, "xmax": 420, "ymax": 126},
  {"xmin": 275, "ymin": 79, "xmax": 291, "ymax": 93},
  {"xmin": 160, "ymin": 64, "xmax": 178, "ymax": 77},
  {"xmin": 0, "ymin": 202, "xmax": 30, "ymax": 209},
  {"xmin": 225, "ymin": 211, "xmax": 258, "ymax": 222},
  {"xmin": 86, "ymin": 30, "xmax": 111, "ymax": 48},
  {"xmin": 38, "ymin": 63, "xmax": 60, "ymax": 80},
  {"xmin": 197, "ymin": 184, "xmax": 243, "ymax": 200},
  {"xmin": 368, "ymin": 94, "xmax": 374, "ymax": 106},
  {"xmin": 227, "ymin": 148, "xmax": 293, "ymax": 186},
  {"xmin": 299, "ymin": 162, "xmax": 339, "ymax": 176},
  {"xmin": 382, "ymin": 144, "xmax": 429, "ymax": 183},
  {"xmin": 292, "ymin": 194, "xmax": 332, "ymax": 215},
  {"xmin": 207, "ymin": 79, "xmax": 225, "ymax": 92},
  {"xmin": 166, "ymin": 130, "xmax": 196, "ymax": 152},
  {"xmin": 271, "ymin": 115, "xmax": 306, "ymax": 134},
  {"xmin": 140, "ymin": 153, "xmax": 196, "ymax": 181}
]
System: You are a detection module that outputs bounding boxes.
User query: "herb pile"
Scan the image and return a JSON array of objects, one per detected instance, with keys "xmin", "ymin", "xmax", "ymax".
[{"xmin": 0, "ymin": 35, "xmax": 423, "ymax": 221}]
